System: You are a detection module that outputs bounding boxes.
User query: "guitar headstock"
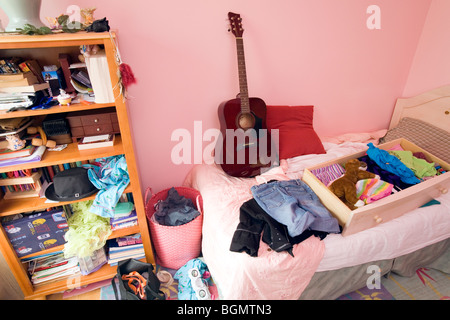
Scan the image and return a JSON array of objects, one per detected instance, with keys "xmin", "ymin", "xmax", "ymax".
[{"xmin": 228, "ymin": 12, "xmax": 243, "ymax": 37}]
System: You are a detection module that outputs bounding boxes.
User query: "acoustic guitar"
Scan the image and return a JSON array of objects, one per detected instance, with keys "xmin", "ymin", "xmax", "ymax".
[{"xmin": 216, "ymin": 12, "xmax": 273, "ymax": 178}]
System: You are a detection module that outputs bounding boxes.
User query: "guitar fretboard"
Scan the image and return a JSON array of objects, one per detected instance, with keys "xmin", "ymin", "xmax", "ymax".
[{"xmin": 235, "ymin": 37, "xmax": 250, "ymax": 114}]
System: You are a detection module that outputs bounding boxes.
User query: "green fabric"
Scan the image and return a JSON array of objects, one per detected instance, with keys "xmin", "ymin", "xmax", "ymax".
[
  {"xmin": 388, "ymin": 150, "xmax": 437, "ymax": 179},
  {"xmin": 63, "ymin": 200, "xmax": 111, "ymax": 258}
]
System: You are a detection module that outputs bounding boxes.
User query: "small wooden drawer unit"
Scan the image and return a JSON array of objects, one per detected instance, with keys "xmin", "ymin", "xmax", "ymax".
[
  {"xmin": 66, "ymin": 107, "xmax": 120, "ymax": 141},
  {"xmin": 302, "ymin": 138, "xmax": 450, "ymax": 236}
]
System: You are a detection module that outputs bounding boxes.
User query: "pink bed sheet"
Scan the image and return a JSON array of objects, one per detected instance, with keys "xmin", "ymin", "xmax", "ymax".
[{"xmin": 183, "ymin": 133, "xmax": 450, "ymax": 299}]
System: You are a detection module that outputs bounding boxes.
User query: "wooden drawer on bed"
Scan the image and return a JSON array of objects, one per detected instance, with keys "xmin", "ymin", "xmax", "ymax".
[{"xmin": 302, "ymin": 138, "xmax": 450, "ymax": 236}]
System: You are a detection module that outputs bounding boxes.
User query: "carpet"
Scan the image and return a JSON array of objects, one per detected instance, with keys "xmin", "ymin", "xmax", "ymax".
[{"xmin": 337, "ymin": 268, "xmax": 450, "ymax": 300}]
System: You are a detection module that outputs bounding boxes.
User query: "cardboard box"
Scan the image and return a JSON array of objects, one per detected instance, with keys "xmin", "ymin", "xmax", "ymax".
[{"xmin": 2, "ymin": 210, "xmax": 68, "ymax": 258}]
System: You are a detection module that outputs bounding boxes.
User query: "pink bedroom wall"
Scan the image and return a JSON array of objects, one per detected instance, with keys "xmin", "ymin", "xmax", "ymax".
[
  {"xmin": 0, "ymin": 0, "xmax": 431, "ymax": 192},
  {"xmin": 403, "ymin": 0, "xmax": 450, "ymax": 97}
]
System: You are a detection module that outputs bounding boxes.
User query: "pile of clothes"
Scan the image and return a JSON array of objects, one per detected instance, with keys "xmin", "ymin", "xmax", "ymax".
[
  {"xmin": 230, "ymin": 179, "xmax": 341, "ymax": 257},
  {"xmin": 153, "ymin": 187, "xmax": 200, "ymax": 226}
]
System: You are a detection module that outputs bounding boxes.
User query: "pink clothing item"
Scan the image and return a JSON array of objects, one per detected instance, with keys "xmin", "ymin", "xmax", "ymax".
[{"xmin": 356, "ymin": 178, "xmax": 394, "ymax": 204}]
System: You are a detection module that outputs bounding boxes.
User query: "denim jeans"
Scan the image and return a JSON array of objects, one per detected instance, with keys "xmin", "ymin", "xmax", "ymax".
[{"xmin": 250, "ymin": 179, "xmax": 340, "ymax": 237}]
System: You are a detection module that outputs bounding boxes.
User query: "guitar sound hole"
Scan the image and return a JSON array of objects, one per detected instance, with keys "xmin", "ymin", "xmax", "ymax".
[{"xmin": 237, "ymin": 113, "xmax": 255, "ymax": 130}]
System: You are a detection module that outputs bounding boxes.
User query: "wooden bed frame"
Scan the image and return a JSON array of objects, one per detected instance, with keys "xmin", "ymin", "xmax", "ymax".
[{"xmin": 389, "ymin": 84, "xmax": 450, "ymax": 131}]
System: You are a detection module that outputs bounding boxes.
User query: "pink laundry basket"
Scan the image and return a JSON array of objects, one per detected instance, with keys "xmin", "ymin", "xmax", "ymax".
[{"xmin": 145, "ymin": 187, "xmax": 203, "ymax": 270}]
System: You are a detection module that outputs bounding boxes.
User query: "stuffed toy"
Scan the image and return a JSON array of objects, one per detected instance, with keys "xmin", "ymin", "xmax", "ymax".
[
  {"xmin": 4, "ymin": 134, "xmax": 26, "ymax": 151},
  {"xmin": 328, "ymin": 159, "xmax": 376, "ymax": 210}
]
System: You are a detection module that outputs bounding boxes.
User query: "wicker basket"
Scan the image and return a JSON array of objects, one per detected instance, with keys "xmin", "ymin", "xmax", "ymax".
[{"xmin": 145, "ymin": 187, "xmax": 203, "ymax": 270}]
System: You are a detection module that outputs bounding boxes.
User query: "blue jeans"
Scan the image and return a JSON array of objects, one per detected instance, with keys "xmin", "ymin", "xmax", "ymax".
[{"xmin": 250, "ymin": 179, "xmax": 340, "ymax": 237}]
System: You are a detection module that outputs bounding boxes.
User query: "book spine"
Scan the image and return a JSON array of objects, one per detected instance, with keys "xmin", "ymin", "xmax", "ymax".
[
  {"xmin": 52, "ymin": 165, "xmax": 61, "ymax": 174},
  {"xmin": 46, "ymin": 166, "xmax": 55, "ymax": 180}
]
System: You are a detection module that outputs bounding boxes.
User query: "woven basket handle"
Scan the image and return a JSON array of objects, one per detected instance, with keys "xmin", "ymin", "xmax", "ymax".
[
  {"xmin": 195, "ymin": 195, "xmax": 202, "ymax": 214},
  {"xmin": 144, "ymin": 187, "xmax": 153, "ymax": 206}
]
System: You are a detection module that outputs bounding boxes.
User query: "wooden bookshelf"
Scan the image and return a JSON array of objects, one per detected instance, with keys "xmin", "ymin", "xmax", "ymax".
[
  {"xmin": 0, "ymin": 32, "xmax": 155, "ymax": 300},
  {"xmin": 0, "ymin": 134, "xmax": 124, "ymax": 174},
  {"xmin": 0, "ymin": 184, "xmax": 132, "ymax": 217}
]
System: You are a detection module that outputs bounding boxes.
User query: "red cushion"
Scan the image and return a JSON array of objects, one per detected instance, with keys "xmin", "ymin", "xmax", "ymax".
[{"xmin": 266, "ymin": 105, "xmax": 325, "ymax": 160}]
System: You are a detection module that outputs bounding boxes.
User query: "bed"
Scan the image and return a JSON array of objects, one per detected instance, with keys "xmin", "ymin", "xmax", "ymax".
[{"xmin": 182, "ymin": 85, "xmax": 450, "ymax": 300}]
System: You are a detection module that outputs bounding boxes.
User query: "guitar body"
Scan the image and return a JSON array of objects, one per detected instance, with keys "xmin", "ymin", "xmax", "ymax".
[{"xmin": 217, "ymin": 97, "xmax": 272, "ymax": 177}]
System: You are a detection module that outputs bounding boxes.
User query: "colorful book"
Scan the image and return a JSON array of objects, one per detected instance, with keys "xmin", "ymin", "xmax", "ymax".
[
  {"xmin": 0, "ymin": 145, "xmax": 35, "ymax": 160},
  {"xmin": 0, "ymin": 145, "xmax": 46, "ymax": 167}
]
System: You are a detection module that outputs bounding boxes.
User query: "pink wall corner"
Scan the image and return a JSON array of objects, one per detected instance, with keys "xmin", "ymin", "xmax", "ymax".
[
  {"xmin": 403, "ymin": 0, "xmax": 450, "ymax": 97},
  {"xmin": 0, "ymin": 0, "xmax": 432, "ymax": 193}
]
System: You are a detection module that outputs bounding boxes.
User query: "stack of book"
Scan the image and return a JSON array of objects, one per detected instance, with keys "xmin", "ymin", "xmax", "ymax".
[
  {"xmin": 0, "ymin": 72, "xmax": 48, "ymax": 94},
  {"xmin": 0, "ymin": 92, "xmax": 34, "ymax": 111},
  {"xmin": 0, "ymin": 58, "xmax": 49, "ymax": 111},
  {"xmin": 0, "ymin": 144, "xmax": 35, "ymax": 161},
  {"xmin": 107, "ymin": 234, "xmax": 145, "ymax": 266},
  {"xmin": 0, "ymin": 145, "xmax": 46, "ymax": 168},
  {"xmin": 27, "ymin": 252, "xmax": 80, "ymax": 286},
  {"xmin": 109, "ymin": 210, "xmax": 138, "ymax": 231}
]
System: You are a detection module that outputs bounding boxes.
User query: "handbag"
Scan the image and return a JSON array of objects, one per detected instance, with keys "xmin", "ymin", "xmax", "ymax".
[{"xmin": 111, "ymin": 258, "xmax": 165, "ymax": 300}]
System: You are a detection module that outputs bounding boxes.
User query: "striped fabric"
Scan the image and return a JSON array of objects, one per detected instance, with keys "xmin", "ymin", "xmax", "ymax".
[
  {"xmin": 356, "ymin": 178, "xmax": 394, "ymax": 204},
  {"xmin": 311, "ymin": 163, "xmax": 345, "ymax": 186}
]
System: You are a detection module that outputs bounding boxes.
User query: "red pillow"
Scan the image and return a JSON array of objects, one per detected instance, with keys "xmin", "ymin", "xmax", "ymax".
[{"xmin": 266, "ymin": 105, "xmax": 325, "ymax": 160}]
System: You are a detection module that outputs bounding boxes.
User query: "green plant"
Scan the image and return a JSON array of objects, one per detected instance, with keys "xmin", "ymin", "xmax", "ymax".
[{"xmin": 16, "ymin": 24, "xmax": 52, "ymax": 35}]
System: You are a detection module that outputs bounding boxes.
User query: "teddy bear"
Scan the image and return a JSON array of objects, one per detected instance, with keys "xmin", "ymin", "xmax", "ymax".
[{"xmin": 328, "ymin": 159, "xmax": 377, "ymax": 210}]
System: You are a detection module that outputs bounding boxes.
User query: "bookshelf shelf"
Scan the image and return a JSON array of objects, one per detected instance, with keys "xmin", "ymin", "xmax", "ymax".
[
  {"xmin": 19, "ymin": 224, "xmax": 140, "ymax": 261},
  {"xmin": 0, "ymin": 32, "xmax": 155, "ymax": 300},
  {"xmin": 0, "ymin": 134, "xmax": 124, "ymax": 174},
  {"xmin": 0, "ymin": 185, "xmax": 133, "ymax": 217},
  {"xmin": 0, "ymin": 102, "xmax": 115, "ymax": 120}
]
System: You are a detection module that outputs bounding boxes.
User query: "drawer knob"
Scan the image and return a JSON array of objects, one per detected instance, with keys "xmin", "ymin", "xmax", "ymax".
[
  {"xmin": 94, "ymin": 119, "xmax": 99, "ymax": 123},
  {"xmin": 374, "ymin": 215, "xmax": 383, "ymax": 224},
  {"xmin": 439, "ymin": 188, "xmax": 448, "ymax": 194},
  {"xmin": 96, "ymin": 128, "xmax": 101, "ymax": 132}
]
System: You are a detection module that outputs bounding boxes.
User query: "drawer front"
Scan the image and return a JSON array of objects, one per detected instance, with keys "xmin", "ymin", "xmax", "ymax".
[
  {"xmin": 111, "ymin": 113, "xmax": 118, "ymax": 124},
  {"xmin": 67, "ymin": 117, "xmax": 82, "ymax": 128},
  {"xmin": 83, "ymin": 123, "xmax": 114, "ymax": 136},
  {"xmin": 80, "ymin": 113, "xmax": 113, "ymax": 126},
  {"xmin": 344, "ymin": 174, "xmax": 449, "ymax": 236},
  {"xmin": 70, "ymin": 127, "xmax": 85, "ymax": 138}
]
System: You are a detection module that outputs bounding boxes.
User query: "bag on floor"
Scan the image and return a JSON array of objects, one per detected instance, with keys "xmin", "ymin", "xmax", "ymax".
[{"xmin": 111, "ymin": 258, "xmax": 165, "ymax": 300}]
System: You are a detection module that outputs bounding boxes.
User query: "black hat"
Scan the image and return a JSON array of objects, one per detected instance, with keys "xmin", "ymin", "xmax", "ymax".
[{"xmin": 45, "ymin": 167, "xmax": 98, "ymax": 201}]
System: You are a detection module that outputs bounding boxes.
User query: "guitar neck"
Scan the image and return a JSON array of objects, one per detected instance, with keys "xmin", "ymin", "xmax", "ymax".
[{"xmin": 235, "ymin": 37, "xmax": 250, "ymax": 113}]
